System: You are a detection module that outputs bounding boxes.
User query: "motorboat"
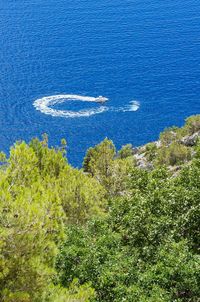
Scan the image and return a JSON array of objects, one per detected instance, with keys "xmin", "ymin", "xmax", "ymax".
[{"xmin": 95, "ymin": 96, "xmax": 108, "ymax": 104}]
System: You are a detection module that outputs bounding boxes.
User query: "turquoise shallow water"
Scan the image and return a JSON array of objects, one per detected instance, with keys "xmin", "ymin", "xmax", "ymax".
[{"xmin": 0, "ymin": 0, "xmax": 200, "ymax": 166}]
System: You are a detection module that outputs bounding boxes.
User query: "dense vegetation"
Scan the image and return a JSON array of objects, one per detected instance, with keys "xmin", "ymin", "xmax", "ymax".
[{"xmin": 0, "ymin": 115, "xmax": 200, "ymax": 302}]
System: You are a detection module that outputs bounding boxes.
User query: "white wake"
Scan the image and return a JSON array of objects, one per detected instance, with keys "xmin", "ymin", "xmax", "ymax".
[
  {"xmin": 33, "ymin": 94, "xmax": 140, "ymax": 118},
  {"xmin": 112, "ymin": 100, "xmax": 140, "ymax": 113}
]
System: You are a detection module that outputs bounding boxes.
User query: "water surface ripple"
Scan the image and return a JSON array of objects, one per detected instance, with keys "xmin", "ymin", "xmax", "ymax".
[{"xmin": 0, "ymin": 0, "xmax": 200, "ymax": 166}]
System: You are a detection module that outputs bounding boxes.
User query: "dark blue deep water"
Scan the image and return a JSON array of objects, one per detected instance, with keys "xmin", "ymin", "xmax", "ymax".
[{"xmin": 0, "ymin": 0, "xmax": 200, "ymax": 166}]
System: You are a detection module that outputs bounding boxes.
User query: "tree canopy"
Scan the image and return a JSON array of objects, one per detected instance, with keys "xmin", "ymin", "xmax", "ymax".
[{"xmin": 0, "ymin": 115, "xmax": 200, "ymax": 301}]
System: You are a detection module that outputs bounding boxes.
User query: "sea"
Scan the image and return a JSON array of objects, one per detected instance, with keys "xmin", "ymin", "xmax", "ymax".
[{"xmin": 0, "ymin": 0, "xmax": 200, "ymax": 167}]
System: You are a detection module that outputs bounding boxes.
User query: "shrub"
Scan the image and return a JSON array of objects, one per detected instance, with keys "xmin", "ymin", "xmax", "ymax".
[
  {"xmin": 184, "ymin": 115, "xmax": 200, "ymax": 135},
  {"xmin": 144, "ymin": 143, "xmax": 157, "ymax": 161},
  {"xmin": 159, "ymin": 127, "xmax": 179, "ymax": 145},
  {"xmin": 118, "ymin": 144, "xmax": 133, "ymax": 159},
  {"xmin": 156, "ymin": 142, "xmax": 191, "ymax": 166}
]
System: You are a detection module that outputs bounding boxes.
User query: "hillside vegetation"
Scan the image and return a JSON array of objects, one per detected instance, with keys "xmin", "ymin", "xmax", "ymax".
[{"xmin": 0, "ymin": 115, "xmax": 200, "ymax": 302}]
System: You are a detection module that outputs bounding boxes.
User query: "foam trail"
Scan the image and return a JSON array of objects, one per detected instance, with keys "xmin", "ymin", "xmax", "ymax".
[
  {"xmin": 33, "ymin": 94, "xmax": 140, "ymax": 118},
  {"xmin": 111, "ymin": 100, "xmax": 140, "ymax": 113},
  {"xmin": 33, "ymin": 94, "xmax": 109, "ymax": 118}
]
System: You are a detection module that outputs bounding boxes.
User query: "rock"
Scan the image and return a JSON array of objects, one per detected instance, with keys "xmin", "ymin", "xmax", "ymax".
[
  {"xmin": 133, "ymin": 153, "xmax": 154, "ymax": 170},
  {"xmin": 134, "ymin": 153, "xmax": 145, "ymax": 160},
  {"xmin": 132, "ymin": 147, "xmax": 140, "ymax": 155},
  {"xmin": 155, "ymin": 140, "xmax": 162, "ymax": 148},
  {"xmin": 138, "ymin": 159, "xmax": 154, "ymax": 170},
  {"xmin": 180, "ymin": 131, "xmax": 200, "ymax": 146}
]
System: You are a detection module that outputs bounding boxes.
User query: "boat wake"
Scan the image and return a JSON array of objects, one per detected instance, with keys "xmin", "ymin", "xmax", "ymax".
[
  {"xmin": 33, "ymin": 94, "xmax": 140, "ymax": 118},
  {"xmin": 112, "ymin": 101, "xmax": 140, "ymax": 113}
]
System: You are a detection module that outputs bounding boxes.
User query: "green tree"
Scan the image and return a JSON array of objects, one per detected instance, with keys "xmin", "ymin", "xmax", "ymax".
[
  {"xmin": 57, "ymin": 166, "xmax": 106, "ymax": 224},
  {"xmin": 83, "ymin": 138, "xmax": 116, "ymax": 178},
  {"xmin": 0, "ymin": 180, "xmax": 64, "ymax": 301},
  {"xmin": 118, "ymin": 144, "xmax": 133, "ymax": 159},
  {"xmin": 57, "ymin": 155, "xmax": 200, "ymax": 302},
  {"xmin": 0, "ymin": 140, "xmax": 103, "ymax": 301}
]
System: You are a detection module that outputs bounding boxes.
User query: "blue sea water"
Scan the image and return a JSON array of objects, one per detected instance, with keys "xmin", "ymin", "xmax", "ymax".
[{"xmin": 0, "ymin": 0, "xmax": 200, "ymax": 166}]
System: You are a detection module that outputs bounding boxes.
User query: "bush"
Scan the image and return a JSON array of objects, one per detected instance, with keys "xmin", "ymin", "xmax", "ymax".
[
  {"xmin": 184, "ymin": 115, "xmax": 200, "ymax": 135},
  {"xmin": 159, "ymin": 127, "xmax": 179, "ymax": 145},
  {"xmin": 118, "ymin": 144, "xmax": 133, "ymax": 159},
  {"xmin": 156, "ymin": 142, "xmax": 191, "ymax": 166},
  {"xmin": 144, "ymin": 143, "xmax": 157, "ymax": 161}
]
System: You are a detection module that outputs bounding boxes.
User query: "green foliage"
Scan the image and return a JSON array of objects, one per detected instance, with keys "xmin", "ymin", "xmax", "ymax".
[
  {"xmin": 118, "ymin": 144, "xmax": 133, "ymax": 159},
  {"xmin": 156, "ymin": 142, "xmax": 191, "ymax": 166},
  {"xmin": 0, "ymin": 115, "xmax": 199, "ymax": 301},
  {"xmin": 144, "ymin": 143, "xmax": 157, "ymax": 161},
  {"xmin": 29, "ymin": 136, "xmax": 67, "ymax": 178},
  {"xmin": 48, "ymin": 280, "xmax": 96, "ymax": 302},
  {"xmin": 159, "ymin": 115, "xmax": 200, "ymax": 141},
  {"xmin": 83, "ymin": 138, "xmax": 116, "ymax": 178},
  {"xmin": 0, "ymin": 151, "xmax": 7, "ymax": 163},
  {"xmin": 57, "ymin": 166, "xmax": 106, "ymax": 224},
  {"xmin": 139, "ymin": 240, "xmax": 200, "ymax": 301},
  {"xmin": 159, "ymin": 126, "xmax": 179, "ymax": 145},
  {"xmin": 0, "ymin": 180, "xmax": 63, "ymax": 301},
  {"xmin": 184, "ymin": 115, "xmax": 200, "ymax": 135},
  {"xmin": 83, "ymin": 139, "xmax": 135, "ymax": 197},
  {"xmin": 0, "ymin": 138, "xmax": 106, "ymax": 301},
  {"xmin": 57, "ymin": 155, "xmax": 200, "ymax": 302},
  {"xmin": 104, "ymin": 157, "xmax": 134, "ymax": 197},
  {"xmin": 138, "ymin": 115, "xmax": 200, "ymax": 169}
]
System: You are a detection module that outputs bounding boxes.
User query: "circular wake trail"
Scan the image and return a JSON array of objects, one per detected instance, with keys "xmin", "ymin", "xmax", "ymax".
[
  {"xmin": 33, "ymin": 94, "xmax": 140, "ymax": 118},
  {"xmin": 33, "ymin": 94, "xmax": 109, "ymax": 118}
]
